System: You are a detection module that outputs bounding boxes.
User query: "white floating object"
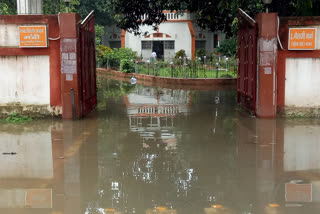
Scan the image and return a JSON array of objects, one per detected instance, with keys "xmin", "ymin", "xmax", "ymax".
[{"xmin": 131, "ymin": 76, "xmax": 137, "ymax": 85}]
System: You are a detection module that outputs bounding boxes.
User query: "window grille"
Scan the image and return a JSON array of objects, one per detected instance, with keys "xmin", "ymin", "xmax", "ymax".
[
  {"xmin": 195, "ymin": 40, "xmax": 206, "ymax": 50},
  {"xmin": 142, "ymin": 41, "xmax": 152, "ymax": 49},
  {"xmin": 164, "ymin": 41, "xmax": 175, "ymax": 49}
]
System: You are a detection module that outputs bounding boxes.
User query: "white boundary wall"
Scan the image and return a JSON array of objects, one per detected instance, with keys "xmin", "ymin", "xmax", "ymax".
[
  {"xmin": 285, "ymin": 58, "xmax": 320, "ymax": 107},
  {"xmin": 0, "ymin": 56, "xmax": 50, "ymax": 105}
]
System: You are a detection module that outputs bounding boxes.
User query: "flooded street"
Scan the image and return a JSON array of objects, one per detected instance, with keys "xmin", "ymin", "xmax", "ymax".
[{"xmin": 1, "ymin": 76, "xmax": 320, "ymax": 214}]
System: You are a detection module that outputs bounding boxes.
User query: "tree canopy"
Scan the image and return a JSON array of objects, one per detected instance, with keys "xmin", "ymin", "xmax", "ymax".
[{"xmin": 2, "ymin": 0, "xmax": 320, "ymax": 36}]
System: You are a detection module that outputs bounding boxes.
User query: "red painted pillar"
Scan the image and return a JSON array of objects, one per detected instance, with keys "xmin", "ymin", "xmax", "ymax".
[
  {"xmin": 255, "ymin": 13, "xmax": 278, "ymax": 118},
  {"xmin": 59, "ymin": 13, "xmax": 82, "ymax": 119}
]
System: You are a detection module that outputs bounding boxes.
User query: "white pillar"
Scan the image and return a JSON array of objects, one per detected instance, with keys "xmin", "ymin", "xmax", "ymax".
[{"xmin": 17, "ymin": 0, "xmax": 43, "ymax": 15}]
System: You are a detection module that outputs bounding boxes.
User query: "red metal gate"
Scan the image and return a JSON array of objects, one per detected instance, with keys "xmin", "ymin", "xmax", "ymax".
[
  {"xmin": 237, "ymin": 9, "xmax": 257, "ymax": 115},
  {"xmin": 79, "ymin": 10, "xmax": 97, "ymax": 117}
]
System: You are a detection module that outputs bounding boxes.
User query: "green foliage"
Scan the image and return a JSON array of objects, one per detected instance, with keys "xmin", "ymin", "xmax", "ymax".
[
  {"xmin": 95, "ymin": 25, "xmax": 105, "ymax": 45},
  {"xmin": 100, "ymin": 79, "xmax": 135, "ymax": 102},
  {"xmin": 174, "ymin": 49, "xmax": 187, "ymax": 65},
  {"xmin": 69, "ymin": 0, "xmax": 115, "ymax": 26},
  {"xmin": 1, "ymin": 113, "xmax": 32, "ymax": 124},
  {"xmin": 195, "ymin": 48, "xmax": 207, "ymax": 59},
  {"xmin": 120, "ymin": 59, "xmax": 135, "ymax": 73},
  {"xmin": 0, "ymin": 1, "xmax": 16, "ymax": 14},
  {"xmin": 103, "ymin": 48, "xmax": 136, "ymax": 68},
  {"xmin": 175, "ymin": 49, "xmax": 186, "ymax": 59},
  {"xmin": 6, "ymin": 0, "xmax": 320, "ymax": 38},
  {"xmin": 217, "ymin": 38, "xmax": 238, "ymax": 57},
  {"xmin": 96, "ymin": 45, "xmax": 112, "ymax": 66},
  {"xmin": 231, "ymin": 18, "xmax": 238, "ymax": 37},
  {"xmin": 155, "ymin": 60, "xmax": 169, "ymax": 68},
  {"xmin": 0, "ymin": 3, "xmax": 8, "ymax": 15}
]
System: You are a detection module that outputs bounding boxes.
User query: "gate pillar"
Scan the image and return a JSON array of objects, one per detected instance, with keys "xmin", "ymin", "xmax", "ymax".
[
  {"xmin": 59, "ymin": 13, "xmax": 82, "ymax": 119},
  {"xmin": 255, "ymin": 13, "xmax": 278, "ymax": 118}
]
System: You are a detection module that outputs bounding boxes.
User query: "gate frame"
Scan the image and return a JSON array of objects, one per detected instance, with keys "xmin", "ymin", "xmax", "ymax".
[
  {"xmin": 79, "ymin": 10, "xmax": 97, "ymax": 117},
  {"xmin": 237, "ymin": 9, "xmax": 258, "ymax": 115}
]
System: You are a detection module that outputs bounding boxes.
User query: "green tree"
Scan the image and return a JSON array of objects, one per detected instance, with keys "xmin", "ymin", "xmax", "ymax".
[
  {"xmin": 0, "ymin": 0, "xmax": 16, "ymax": 14},
  {"xmin": 0, "ymin": 3, "xmax": 8, "ymax": 15},
  {"xmin": 95, "ymin": 25, "xmax": 105, "ymax": 45},
  {"xmin": 217, "ymin": 38, "xmax": 238, "ymax": 57}
]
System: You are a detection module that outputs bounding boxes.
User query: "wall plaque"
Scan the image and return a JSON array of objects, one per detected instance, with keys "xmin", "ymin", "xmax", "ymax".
[
  {"xmin": 19, "ymin": 25, "xmax": 48, "ymax": 48},
  {"xmin": 289, "ymin": 28, "xmax": 316, "ymax": 50}
]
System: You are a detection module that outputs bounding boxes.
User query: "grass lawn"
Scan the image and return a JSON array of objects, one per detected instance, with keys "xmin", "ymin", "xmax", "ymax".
[{"xmin": 135, "ymin": 64, "xmax": 237, "ymax": 78}]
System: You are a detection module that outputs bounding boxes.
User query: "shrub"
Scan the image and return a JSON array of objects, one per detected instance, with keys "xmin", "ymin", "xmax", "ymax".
[
  {"xmin": 120, "ymin": 59, "xmax": 135, "ymax": 73},
  {"xmin": 96, "ymin": 45, "xmax": 112, "ymax": 66},
  {"xmin": 216, "ymin": 38, "xmax": 238, "ymax": 57},
  {"xmin": 174, "ymin": 49, "xmax": 186, "ymax": 64},
  {"xmin": 155, "ymin": 60, "xmax": 169, "ymax": 68},
  {"xmin": 95, "ymin": 25, "xmax": 104, "ymax": 46},
  {"xmin": 195, "ymin": 48, "xmax": 207, "ymax": 60},
  {"xmin": 103, "ymin": 48, "xmax": 137, "ymax": 68},
  {"xmin": 175, "ymin": 49, "xmax": 186, "ymax": 59}
]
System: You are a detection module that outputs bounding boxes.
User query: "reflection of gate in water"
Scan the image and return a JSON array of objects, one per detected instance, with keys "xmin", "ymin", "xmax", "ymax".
[{"xmin": 237, "ymin": 9, "xmax": 258, "ymax": 115}]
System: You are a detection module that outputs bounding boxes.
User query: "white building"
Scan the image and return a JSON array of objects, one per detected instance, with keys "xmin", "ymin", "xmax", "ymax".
[{"xmin": 102, "ymin": 11, "xmax": 225, "ymax": 61}]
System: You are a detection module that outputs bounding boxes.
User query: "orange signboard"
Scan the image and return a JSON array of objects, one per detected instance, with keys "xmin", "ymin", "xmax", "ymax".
[
  {"xmin": 288, "ymin": 28, "xmax": 316, "ymax": 50},
  {"xmin": 19, "ymin": 25, "xmax": 48, "ymax": 48}
]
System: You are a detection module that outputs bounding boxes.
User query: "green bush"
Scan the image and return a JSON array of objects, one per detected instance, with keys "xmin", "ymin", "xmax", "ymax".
[
  {"xmin": 120, "ymin": 59, "xmax": 135, "ymax": 73},
  {"xmin": 103, "ymin": 48, "xmax": 137, "ymax": 68},
  {"xmin": 96, "ymin": 45, "xmax": 112, "ymax": 66},
  {"xmin": 95, "ymin": 25, "xmax": 104, "ymax": 46},
  {"xmin": 0, "ymin": 3, "xmax": 9, "ymax": 15},
  {"xmin": 155, "ymin": 60, "xmax": 169, "ymax": 68},
  {"xmin": 195, "ymin": 48, "xmax": 207, "ymax": 59},
  {"xmin": 216, "ymin": 38, "xmax": 238, "ymax": 57},
  {"xmin": 175, "ymin": 49, "xmax": 186, "ymax": 59},
  {"xmin": 174, "ymin": 49, "xmax": 186, "ymax": 64}
]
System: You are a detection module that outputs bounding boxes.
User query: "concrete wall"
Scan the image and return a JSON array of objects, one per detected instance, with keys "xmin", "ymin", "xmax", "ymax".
[
  {"xmin": 0, "ymin": 15, "xmax": 62, "ymax": 116},
  {"xmin": 0, "ymin": 24, "xmax": 20, "ymax": 47},
  {"xmin": 285, "ymin": 58, "xmax": 320, "ymax": 107},
  {"xmin": 277, "ymin": 17, "xmax": 320, "ymax": 114},
  {"xmin": 0, "ymin": 56, "xmax": 50, "ymax": 105}
]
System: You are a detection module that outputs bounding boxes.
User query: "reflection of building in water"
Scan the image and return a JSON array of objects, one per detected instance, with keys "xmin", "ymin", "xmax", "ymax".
[
  {"xmin": 0, "ymin": 127, "xmax": 55, "ymax": 210},
  {"xmin": 0, "ymin": 120, "xmax": 98, "ymax": 213},
  {"xmin": 283, "ymin": 124, "xmax": 320, "ymax": 204},
  {"xmin": 284, "ymin": 125, "xmax": 320, "ymax": 171},
  {"xmin": 124, "ymin": 87, "xmax": 191, "ymax": 149},
  {"xmin": 236, "ymin": 119, "xmax": 320, "ymax": 213}
]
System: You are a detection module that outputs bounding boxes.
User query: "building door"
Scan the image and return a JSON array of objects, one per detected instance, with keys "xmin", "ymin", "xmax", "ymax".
[{"xmin": 152, "ymin": 41, "xmax": 164, "ymax": 60}]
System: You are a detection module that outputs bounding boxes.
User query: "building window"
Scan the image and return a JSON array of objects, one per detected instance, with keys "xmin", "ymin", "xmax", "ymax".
[
  {"xmin": 214, "ymin": 34, "xmax": 218, "ymax": 48},
  {"xmin": 164, "ymin": 41, "xmax": 175, "ymax": 49},
  {"xmin": 196, "ymin": 40, "xmax": 206, "ymax": 50},
  {"xmin": 142, "ymin": 41, "xmax": 152, "ymax": 49},
  {"xmin": 109, "ymin": 41, "xmax": 121, "ymax": 49}
]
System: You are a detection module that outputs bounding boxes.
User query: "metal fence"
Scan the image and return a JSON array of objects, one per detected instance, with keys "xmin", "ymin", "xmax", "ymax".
[{"xmin": 106, "ymin": 57, "xmax": 238, "ymax": 79}]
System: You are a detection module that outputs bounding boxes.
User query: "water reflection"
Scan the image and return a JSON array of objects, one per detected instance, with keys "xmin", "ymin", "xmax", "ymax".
[{"xmin": 0, "ymin": 77, "xmax": 320, "ymax": 213}]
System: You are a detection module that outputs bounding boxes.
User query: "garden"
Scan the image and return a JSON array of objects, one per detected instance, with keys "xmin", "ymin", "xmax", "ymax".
[{"xmin": 96, "ymin": 45, "xmax": 238, "ymax": 79}]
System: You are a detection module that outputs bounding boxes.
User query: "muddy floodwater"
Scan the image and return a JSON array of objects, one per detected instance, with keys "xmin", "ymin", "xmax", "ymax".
[{"xmin": 1, "ymin": 76, "xmax": 320, "ymax": 214}]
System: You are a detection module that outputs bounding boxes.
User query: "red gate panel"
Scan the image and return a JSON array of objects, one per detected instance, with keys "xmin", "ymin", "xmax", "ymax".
[
  {"xmin": 237, "ymin": 9, "xmax": 257, "ymax": 115},
  {"xmin": 79, "ymin": 11, "xmax": 97, "ymax": 117}
]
